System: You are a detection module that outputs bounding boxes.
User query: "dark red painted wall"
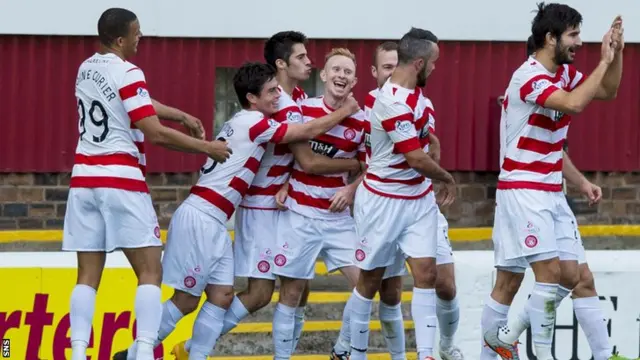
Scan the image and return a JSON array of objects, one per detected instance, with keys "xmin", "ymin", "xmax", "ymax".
[{"xmin": 1, "ymin": 35, "xmax": 638, "ymax": 173}]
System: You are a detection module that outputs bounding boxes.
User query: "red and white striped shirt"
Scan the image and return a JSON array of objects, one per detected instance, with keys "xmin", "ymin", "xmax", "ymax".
[
  {"xmin": 363, "ymin": 87, "xmax": 435, "ymax": 163},
  {"xmin": 364, "ymin": 80, "xmax": 435, "ymax": 199},
  {"xmin": 286, "ymin": 97, "xmax": 366, "ymax": 220},
  {"xmin": 70, "ymin": 53, "xmax": 156, "ymax": 193},
  {"xmin": 185, "ymin": 110, "xmax": 288, "ymax": 224},
  {"xmin": 498, "ymin": 57, "xmax": 584, "ymax": 192},
  {"xmin": 240, "ymin": 86, "xmax": 307, "ymax": 209}
]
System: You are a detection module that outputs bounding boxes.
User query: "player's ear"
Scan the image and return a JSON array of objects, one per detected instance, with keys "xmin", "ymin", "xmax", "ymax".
[
  {"xmin": 351, "ymin": 76, "xmax": 358, "ymax": 88},
  {"xmin": 275, "ymin": 58, "xmax": 287, "ymax": 71},
  {"xmin": 246, "ymin": 93, "xmax": 259, "ymax": 106},
  {"xmin": 414, "ymin": 58, "xmax": 424, "ymax": 73},
  {"xmin": 545, "ymin": 32, "xmax": 556, "ymax": 48},
  {"xmin": 319, "ymin": 69, "xmax": 327, "ymax": 83},
  {"xmin": 370, "ymin": 65, "xmax": 377, "ymax": 79}
]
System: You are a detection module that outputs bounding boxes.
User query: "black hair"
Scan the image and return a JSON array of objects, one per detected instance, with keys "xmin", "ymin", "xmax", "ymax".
[
  {"xmin": 531, "ymin": 2, "xmax": 582, "ymax": 50},
  {"xmin": 397, "ymin": 27, "xmax": 439, "ymax": 65},
  {"xmin": 264, "ymin": 31, "xmax": 307, "ymax": 68},
  {"xmin": 373, "ymin": 41, "xmax": 398, "ymax": 67},
  {"xmin": 233, "ymin": 62, "xmax": 277, "ymax": 109},
  {"xmin": 526, "ymin": 35, "xmax": 536, "ymax": 56},
  {"xmin": 97, "ymin": 8, "xmax": 138, "ymax": 47}
]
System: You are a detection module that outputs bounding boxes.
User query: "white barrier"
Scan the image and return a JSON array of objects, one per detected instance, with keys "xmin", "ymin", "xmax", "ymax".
[{"xmin": 0, "ymin": 250, "xmax": 638, "ymax": 359}]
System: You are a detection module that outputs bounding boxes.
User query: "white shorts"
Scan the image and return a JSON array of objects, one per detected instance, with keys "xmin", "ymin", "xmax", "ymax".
[
  {"xmin": 353, "ymin": 185, "xmax": 438, "ymax": 271},
  {"xmin": 493, "ymin": 189, "xmax": 585, "ymax": 272},
  {"xmin": 382, "ymin": 209, "xmax": 454, "ymax": 278},
  {"xmin": 273, "ymin": 210, "xmax": 355, "ymax": 280},
  {"xmin": 233, "ymin": 207, "xmax": 279, "ymax": 280},
  {"xmin": 62, "ymin": 187, "xmax": 162, "ymax": 253},
  {"xmin": 436, "ymin": 210, "xmax": 454, "ymax": 265},
  {"xmin": 162, "ymin": 203, "xmax": 234, "ymax": 296}
]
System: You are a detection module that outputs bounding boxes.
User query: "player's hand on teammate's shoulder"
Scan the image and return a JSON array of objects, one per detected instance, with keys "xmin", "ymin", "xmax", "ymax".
[
  {"xmin": 181, "ymin": 113, "xmax": 206, "ymax": 140},
  {"xmin": 342, "ymin": 93, "xmax": 361, "ymax": 115},
  {"xmin": 600, "ymin": 26, "xmax": 616, "ymax": 65},
  {"xmin": 206, "ymin": 139, "xmax": 232, "ymax": 163}
]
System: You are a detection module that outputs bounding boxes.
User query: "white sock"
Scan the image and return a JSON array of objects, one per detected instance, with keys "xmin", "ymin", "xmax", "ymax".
[
  {"xmin": 500, "ymin": 282, "xmax": 557, "ymax": 360},
  {"xmin": 273, "ymin": 303, "xmax": 297, "ymax": 360},
  {"xmin": 133, "ymin": 284, "xmax": 162, "ymax": 358},
  {"xmin": 292, "ymin": 306, "xmax": 305, "ymax": 352},
  {"xmin": 411, "ymin": 287, "xmax": 437, "ymax": 359},
  {"xmin": 480, "ymin": 296, "xmax": 510, "ymax": 360},
  {"xmin": 70, "ymin": 284, "xmax": 96, "ymax": 360},
  {"xmin": 185, "ymin": 296, "xmax": 251, "ymax": 356},
  {"xmin": 500, "ymin": 284, "xmax": 571, "ymax": 345},
  {"xmin": 333, "ymin": 294, "xmax": 352, "ymax": 354},
  {"xmin": 126, "ymin": 299, "xmax": 184, "ymax": 360},
  {"xmin": 221, "ymin": 296, "xmax": 250, "ymax": 335},
  {"xmin": 189, "ymin": 302, "xmax": 226, "ymax": 359},
  {"xmin": 436, "ymin": 296, "xmax": 459, "ymax": 349},
  {"xmin": 573, "ymin": 296, "xmax": 613, "ymax": 360},
  {"xmin": 349, "ymin": 289, "xmax": 374, "ymax": 360},
  {"xmin": 379, "ymin": 301, "xmax": 405, "ymax": 360}
]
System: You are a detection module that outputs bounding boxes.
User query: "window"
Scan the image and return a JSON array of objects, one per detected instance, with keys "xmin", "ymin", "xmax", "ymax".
[{"xmin": 213, "ymin": 67, "xmax": 322, "ymax": 134}]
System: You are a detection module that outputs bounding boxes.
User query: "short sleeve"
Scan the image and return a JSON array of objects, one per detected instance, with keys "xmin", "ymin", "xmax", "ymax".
[
  {"xmin": 249, "ymin": 117, "xmax": 288, "ymax": 144},
  {"xmin": 519, "ymin": 73, "xmax": 560, "ymax": 107},
  {"xmin": 272, "ymin": 106, "xmax": 303, "ymax": 124},
  {"xmin": 118, "ymin": 67, "xmax": 156, "ymax": 123},
  {"xmin": 568, "ymin": 66, "xmax": 585, "ymax": 90},
  {"xmin": 378, "ymin": 101, "xmax": 421, "ymax": 154}
]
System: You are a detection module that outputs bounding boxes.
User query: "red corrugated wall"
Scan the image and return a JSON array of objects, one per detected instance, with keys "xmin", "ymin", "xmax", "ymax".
[{"xmin": 1, "ymin": 35, "xmax": 638, "ymax": 173}]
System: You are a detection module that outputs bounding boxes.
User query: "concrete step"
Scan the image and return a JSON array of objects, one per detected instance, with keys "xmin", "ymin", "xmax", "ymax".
[
  {"xmin": 226, "ymin": 292, "xmax": 414, "ymax": 322},
  {"xmin": 214, "ymin": 320, "xmax": 417, "ymax": 355}
]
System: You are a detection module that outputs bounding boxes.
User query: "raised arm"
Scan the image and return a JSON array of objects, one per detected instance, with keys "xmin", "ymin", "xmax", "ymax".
[{"xmin": 536, "ymin": 29, "xmax": 616, "ymax": 114}]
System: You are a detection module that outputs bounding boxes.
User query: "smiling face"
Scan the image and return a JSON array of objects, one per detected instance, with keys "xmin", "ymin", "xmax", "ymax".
[
  {"xmin": 371, "ymin": 49, "xmax": 398, "ymax": 88},
  {"xmin": 321, "ymin": 54, "xmax": 357, "ymax": 99},
  {"xmin": 250, "ymin": 77, "xmax": 281, "ymax": 116},
  {"xmin": 551, "ymin": 26, "xmax": 582, "ymax": 65}
]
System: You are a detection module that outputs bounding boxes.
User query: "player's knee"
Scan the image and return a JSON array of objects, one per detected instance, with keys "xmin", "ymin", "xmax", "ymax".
[
  {"xmin": 493, "ymin": 270, "xmax": 524, "ymax": 300},
  {"xmin": 248, "ymin": 279, "xmax": 275, "ymax": 309},
  {"xmin": 205, "ymin": 285, "xmax": 235, "ymax": 310},
  {"xmin": 278, "ymin": 278, "xmax": 306, "ymax": 306},
  {"xmin": 171, "ymin": 291, "xmax": 200, "ymax": 315},
  {"xmin": 559, "ymin": 263, "xmax": 580, "ymax": 290},
  {"xmin": 380, "ymin": 277, "xmax": 403, "ymax": 305},
  {"xmin": 124, "ymin": 246, "xmax": 163, "ymax": 286},
  {"xmin": 411, "ymin": 261, "xmax": 437, "ymax": 288},
  {"xmin": 530, "ymin": 257, "xmax": 561, "ymax": 284},
  {"xmin": 435, "ymin": 276, "xmax": 456, "ymax": 301},
  {"xmin": 572, "ymin": 266, "xmax": 596, "ymax": 297}
]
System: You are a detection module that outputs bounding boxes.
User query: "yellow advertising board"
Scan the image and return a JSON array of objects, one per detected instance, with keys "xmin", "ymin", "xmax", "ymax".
[{"xmin": 0, "ymin": 268, "xmax": 202, "ymax": 360}]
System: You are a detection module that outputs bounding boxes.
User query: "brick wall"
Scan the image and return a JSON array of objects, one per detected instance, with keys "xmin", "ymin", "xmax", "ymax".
[{"xmin": 0, "ymin": 172, "xmax": 639, "ymax": 230}]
